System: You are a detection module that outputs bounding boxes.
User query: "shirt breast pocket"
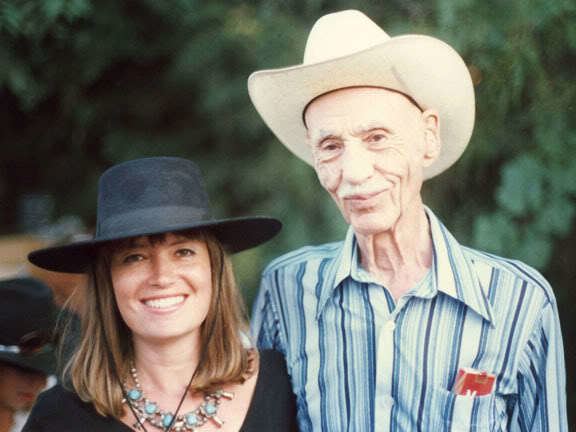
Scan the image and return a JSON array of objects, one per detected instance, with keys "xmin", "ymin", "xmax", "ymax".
[{"xmin": 430, "ymin": 387, "xmax": 499, "ymax": 431}]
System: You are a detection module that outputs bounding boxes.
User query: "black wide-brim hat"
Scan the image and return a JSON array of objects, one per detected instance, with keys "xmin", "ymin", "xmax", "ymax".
[
  {"xmin": 29, "ymin": 157, "xmax": 282, "ymax": 274},
  {"xmin": 0, "ymin": 277, "xmax": 57, "ymax": 376}
]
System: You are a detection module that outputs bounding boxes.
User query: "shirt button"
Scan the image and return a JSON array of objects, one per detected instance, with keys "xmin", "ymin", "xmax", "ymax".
[
  {"xmin": 384, "ymin": 320, "xmax": 396, "ymax": 331},
  {"xmin": 377, "ymin": 396, "xmax": 394, "ymax": 409}
]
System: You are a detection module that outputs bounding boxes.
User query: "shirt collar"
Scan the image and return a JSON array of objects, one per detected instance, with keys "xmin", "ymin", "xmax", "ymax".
[
  {"xmin": 316, "ymin": 207, "xmax": 495, "ymax": 325},
  {"xmin": 316, "ymin": 226, "xmax": 357, "ymax": 318},
  {"xmin": 426, "ymin": 207, "xmax": 495, "ymax": 325}
]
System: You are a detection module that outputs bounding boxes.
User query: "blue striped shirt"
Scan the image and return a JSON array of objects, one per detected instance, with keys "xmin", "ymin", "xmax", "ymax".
[{"xmin": 251, "ymin": 208, "xmax": 567, "ymax": 431}]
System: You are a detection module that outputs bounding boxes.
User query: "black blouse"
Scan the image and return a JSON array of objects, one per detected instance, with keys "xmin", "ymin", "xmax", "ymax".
[{"xmin": 23, "ymin": 350, "xmax": 298, "ymax": 431}]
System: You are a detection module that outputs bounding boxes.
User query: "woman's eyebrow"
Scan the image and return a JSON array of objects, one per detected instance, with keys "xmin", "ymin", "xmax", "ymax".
[{"xmin": 166, "ymin": 237, "xmax": 194, "ymax": 246}]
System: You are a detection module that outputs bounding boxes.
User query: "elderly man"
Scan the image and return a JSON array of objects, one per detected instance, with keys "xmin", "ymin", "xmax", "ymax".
[{"xmin": 249, "ymin": 10, "xmax": 567, "ymax": 432}]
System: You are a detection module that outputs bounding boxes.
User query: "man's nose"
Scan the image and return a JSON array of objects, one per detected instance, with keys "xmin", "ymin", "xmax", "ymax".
[{"xmin": 341, "ymin": 143, "xmax": 374, "ymax": 184}]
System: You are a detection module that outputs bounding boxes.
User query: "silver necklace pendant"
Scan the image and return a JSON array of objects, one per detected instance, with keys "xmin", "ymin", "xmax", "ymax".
[{"xmin": 123, "ymin": 366, "xmax": 234, "ymax": 431}]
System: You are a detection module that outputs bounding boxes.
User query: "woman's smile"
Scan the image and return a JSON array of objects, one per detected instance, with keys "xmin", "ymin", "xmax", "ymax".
[{"xmin": 141, "ymin": 294, "xmax": 188, "ymax": 310}]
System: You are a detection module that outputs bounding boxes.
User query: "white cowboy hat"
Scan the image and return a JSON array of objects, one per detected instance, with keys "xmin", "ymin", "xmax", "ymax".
[{"xmin": 248, "ymin": 10, "xmax": 475, "ymax": 179}]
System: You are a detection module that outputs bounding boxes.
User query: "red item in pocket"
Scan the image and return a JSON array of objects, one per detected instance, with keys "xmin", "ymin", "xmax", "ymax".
[{"xmin": 453, "ymin": 367, "xmax": 496, "ymax": 396}]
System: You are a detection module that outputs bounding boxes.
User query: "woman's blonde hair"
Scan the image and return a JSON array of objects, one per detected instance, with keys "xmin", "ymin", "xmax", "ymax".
[{"xmin": 60, "ymin": 230, "xmax": 254, "ymax": 417}]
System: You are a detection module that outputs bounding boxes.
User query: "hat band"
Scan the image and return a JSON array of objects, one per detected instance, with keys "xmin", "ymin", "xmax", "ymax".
[
  {"xmin": 97, "ymin": 206, "xmax": 211, "ymax": 239},
  {"xmin": 0, "ymin": 344, "xmax": 51, "ymax": 355},
  {"xmin": 0, "ymin": 344, "xmax": 20, "ymax": 354}
]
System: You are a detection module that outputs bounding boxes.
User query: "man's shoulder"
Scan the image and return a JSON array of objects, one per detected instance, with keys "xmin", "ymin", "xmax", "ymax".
[
  {"xmin": 463, "ymin": 246, "xmax": 556, "ymax": 305},
  {"xmin": 263, "ymin": 240, "xmax": 343, "ymax": 275}
]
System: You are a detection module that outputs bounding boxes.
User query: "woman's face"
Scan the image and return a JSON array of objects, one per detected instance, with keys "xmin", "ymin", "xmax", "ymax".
[{"xmin": 109, "ymin": 232, "xmax": 213, "ymax": 345}]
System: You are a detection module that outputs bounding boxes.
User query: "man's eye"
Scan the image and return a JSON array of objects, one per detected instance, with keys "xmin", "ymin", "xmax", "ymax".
[
  {"xmin": 319, "ymin": 140, "xmax": 340, "ymax": 152},
  {"xmin": 367, "ymin": 133, "xmax": 387, "ymax": 143}
]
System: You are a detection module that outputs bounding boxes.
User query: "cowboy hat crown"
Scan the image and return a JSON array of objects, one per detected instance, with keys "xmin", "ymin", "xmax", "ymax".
[
  {"xmin": 248, "ymin": 9, "xmax": 475, "ymax": 179},
  {"xmin": 303, "ymin": 9, "xmax": 390, "ymax": 63}
]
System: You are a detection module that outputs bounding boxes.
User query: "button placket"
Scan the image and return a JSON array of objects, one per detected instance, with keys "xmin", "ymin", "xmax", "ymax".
[{"xmin": 375, "ymin": 315, "xmax": 396, "ymax": 429}]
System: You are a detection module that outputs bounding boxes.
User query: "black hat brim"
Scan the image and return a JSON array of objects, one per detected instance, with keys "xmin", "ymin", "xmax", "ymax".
[
  {"xmin": 0, "ymin": 349, "xmax": 56, "ymax": 376},
  {"xmin": 29, "ymin": 216, "xmax": 281, "ymax": 274}
]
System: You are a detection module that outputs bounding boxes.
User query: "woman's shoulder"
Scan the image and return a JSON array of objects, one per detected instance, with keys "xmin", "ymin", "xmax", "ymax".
[
  {"xmin": 22, "ymin": 384, "xmax": 84, "ymax": 430},
  {"xmin": 23, "ymin": 384, "xmax": 128, "ymax": 431},
  {"xmin": 257, "ymin": 349, "xmax": 288, "ymax": 370},
  {"xmin": 241, "ymin": 349, "xmax": 297, "ymax": 431},
  {"xmin": 32, "ymin": 384, "xmax": 83, "ymax": 412},
  {"xmin": 256, "ymin": 349, "xmax": 292, "ymax": 384}
]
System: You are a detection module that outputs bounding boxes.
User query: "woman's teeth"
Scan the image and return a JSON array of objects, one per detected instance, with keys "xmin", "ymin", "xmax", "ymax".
[{"xmin": 144, "ymin": 295, "xmax": 185, "ymax": 309}]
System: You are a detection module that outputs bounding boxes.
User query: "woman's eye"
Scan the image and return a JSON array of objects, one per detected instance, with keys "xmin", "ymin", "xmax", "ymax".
[
  {"xmin": 176, "ymin": 248, "xmax": 195, "ymax": 257},
  {"xmin": 122, "ymin": 254, "xmax": 143, "ymax": 264}
]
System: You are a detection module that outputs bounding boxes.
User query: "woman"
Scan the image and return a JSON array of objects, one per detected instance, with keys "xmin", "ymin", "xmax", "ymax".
[{"xmin": 24, "ymin": 157, "xmax": 297, "ymax": 431}]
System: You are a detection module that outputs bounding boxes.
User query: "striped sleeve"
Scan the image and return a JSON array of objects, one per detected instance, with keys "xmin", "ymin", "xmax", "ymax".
[
  {"xmin": 251, "ymin": 270, "xmax": 285, "ymax": 354},
  {"xmin": 516, "ymin": 300, "xmax": 568, "ymax": 432}
]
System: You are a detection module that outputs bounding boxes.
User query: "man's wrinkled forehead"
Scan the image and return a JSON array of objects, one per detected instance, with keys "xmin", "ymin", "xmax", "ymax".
[{"xmin": 302, "ymin": 86, "xmax": 423, "ymax": 129}]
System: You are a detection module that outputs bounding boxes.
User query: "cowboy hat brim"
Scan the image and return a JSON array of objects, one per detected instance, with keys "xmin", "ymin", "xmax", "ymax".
[
  {"xmin": 28, "ymin": 216, "xmax": 282, "ymax": 274},
  {"xmin": 248, "ymin": 34, "xmax": 475, "ymax": 179}
]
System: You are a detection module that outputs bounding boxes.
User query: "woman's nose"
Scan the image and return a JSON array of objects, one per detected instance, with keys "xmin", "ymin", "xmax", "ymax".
[{"xmin": 147, "ymin": 256, "xmax": 176, "ymax": 287}]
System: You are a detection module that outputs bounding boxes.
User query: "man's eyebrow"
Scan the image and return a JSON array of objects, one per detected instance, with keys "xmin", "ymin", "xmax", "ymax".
[
  {"xmin": 313, "ymin": 132, "xmax": 340, "ymax": 146},
  {"xmin": 311, "ymin": 125, "xmax": 393, "ymax": 146},
  {"xmin": 352, "ymin": 124, "xmax": 392, "ymax": 135}
]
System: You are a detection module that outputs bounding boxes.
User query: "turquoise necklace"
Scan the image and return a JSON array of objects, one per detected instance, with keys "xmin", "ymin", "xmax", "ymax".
[{"xmin": 123, "ymin": 364, "xmax": 234, "ymax": 431}]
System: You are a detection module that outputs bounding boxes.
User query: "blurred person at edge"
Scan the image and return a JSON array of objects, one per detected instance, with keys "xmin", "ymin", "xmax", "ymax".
[
  {"xmin": 23, "ymin": 157, "xmax": 297, "ymax": 431},
  {"xmin": 0, "ymin": 278, "xmax": 57, "ymax": 432},
  {"xmin": 30, "ymin": 261, "xmax": 88, "ymax": 313},
  {"xmin": 248, "ymin": 9, "xmax": 567, "ymax": 432},
  {"xmin": 29, "ymin": 239, "xmax": 90, "ymax": 377}
]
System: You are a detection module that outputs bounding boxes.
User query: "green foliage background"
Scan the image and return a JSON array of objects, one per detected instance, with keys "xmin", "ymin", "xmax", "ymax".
[{"xmin": 1, "ymin": 0, "xmax": 574, "ymax": 425}]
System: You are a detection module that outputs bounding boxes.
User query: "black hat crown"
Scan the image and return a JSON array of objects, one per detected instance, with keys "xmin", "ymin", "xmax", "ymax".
[{"xmin": 96, "ymin": 157, "xmax": 212, "ymax": 240}]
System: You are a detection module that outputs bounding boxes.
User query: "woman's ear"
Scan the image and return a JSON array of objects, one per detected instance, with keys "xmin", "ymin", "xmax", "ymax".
[{"xmin": 421, "ymin": 109, "xmax": 441, "ymax": 167}]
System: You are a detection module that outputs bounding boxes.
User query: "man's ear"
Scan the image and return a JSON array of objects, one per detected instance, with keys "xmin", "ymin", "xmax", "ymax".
[{"xmin": 421, "ymin": 109, "xmax": 441, "ymax": 168}]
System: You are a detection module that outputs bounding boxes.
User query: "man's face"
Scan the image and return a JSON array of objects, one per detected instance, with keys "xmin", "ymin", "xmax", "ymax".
[
  {"xmin": 0, "ymin": 363, "xmax": 47, "ymax": 412},
  {"xmin": 305, "ymin": 87, "xmax": 440, "ymax": 236}
]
